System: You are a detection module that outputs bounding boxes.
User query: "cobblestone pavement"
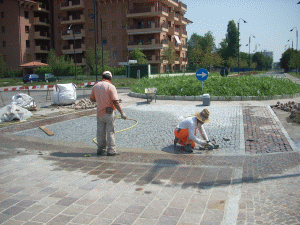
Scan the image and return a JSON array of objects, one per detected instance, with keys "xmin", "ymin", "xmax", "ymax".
[{"xmin": 0, "ymin": 72, "xmax": 300, "ymax": 224}]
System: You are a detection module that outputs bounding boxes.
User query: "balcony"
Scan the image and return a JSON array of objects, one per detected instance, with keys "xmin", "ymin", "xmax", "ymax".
[
  {"xmin": 127, "ymin": 39, "xmax": 169, "ymax": 51},
  {"xmin": 34, "ymin": 17, "xmax": 50, "ymax": 26},
  {"xmin": 34, "ymin": 31, "xmax": 51, "ymax": 40},
  {"xmin": 180, "ymin": 44, "xmax": 187, "ymax": 51},
  {"xmin": 61, "ymin": 29, "xmax": 85, "ymax": 40},
  {"xmin": 60, "ymin": 0, "xmax": 85, "ymax": 10},
  {"xmin": 147, "ymin": 55, "xmax": 168, "ymax": 64},
  {"xmin": 175, "ymin": 42, "xmax": 180, "ymax": 50},
  {"xmin": 180, "ymin": 57, "xmax": 188, "ymax": 65},
  {"xmin": 35, "ymin": 45, "xmax": 50, "ymax": 53},
  {"xmin": 34, "ymin": 4, "xmax": 50, "ymax": 13},
  {"xmin": 168, "ymin": 11, "xmax": 179, "ymax": 22},
  {"xmin": 179, "ymin": 2, "xmax": 187, "ymax": 12},
  {"xmin": 180, "ymin": 30, "xmax": 187, "ymax": 38},
  {"xmin": 62, "ymin": 43, "xmax": 86, "ymax": 54},
  {"xmin": 127, "ymin": 22, "xmax": 169, "ymax": 35},
  {"xmin": 127, "ymin": 6, "xmax": 168, "ymax": 18},
  {"xmin": 168, "ymin": 26, "xmax": 179, "ymax": 35},
  {"xmin": 61, "ymin": 14, "xmax": 85, "ymax": 24},
  {"xmin": 162, "ymin": 0, "xmax": 179, "ymax": 7}
]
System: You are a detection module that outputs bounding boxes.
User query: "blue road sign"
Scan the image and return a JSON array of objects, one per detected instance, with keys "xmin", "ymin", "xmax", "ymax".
[{"xmin": 196, "ymin": 68, "xmax": 209, "ymax": 81}]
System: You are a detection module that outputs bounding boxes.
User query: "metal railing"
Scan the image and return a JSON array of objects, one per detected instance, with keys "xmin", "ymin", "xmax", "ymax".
[
  {"xmin": 129, "ymin": 23, "xmax": 168, "ymax": 30},
  {"xmin": 181, "ymin": 3, "xmax": 187, "ymax": 9},
  {"xmin": 127, "ymin": 6, "xmax": 168, "ymax": 14}
]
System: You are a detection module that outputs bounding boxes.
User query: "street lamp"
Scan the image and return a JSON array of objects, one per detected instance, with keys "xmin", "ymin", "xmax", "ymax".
[
  {"xmin": 253, "ymin": 43, "xmax": 260, "ymax": 52},
  {"xmin": 237, "ymin": 18, "xmax": 247, "ymax": 75},
  {"xmin": 67, "ymin": 24, "xmax": 76, "ymax": 79},
  {"xmin": 290, "ymin": 27, "xmax": 298, "ymax": 50},
  {"xmin": 246, "ymin": 34, "xmax": 255, "ymax": 68},
  {"xmin": 288, "ymin": 38, "xmax": 294, "ymax": 49}
]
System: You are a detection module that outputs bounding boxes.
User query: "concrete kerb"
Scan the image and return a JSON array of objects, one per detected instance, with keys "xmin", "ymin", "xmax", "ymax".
[{"xmin": 129, "ymin": 91, "xmax": 300, "ymax": 101}]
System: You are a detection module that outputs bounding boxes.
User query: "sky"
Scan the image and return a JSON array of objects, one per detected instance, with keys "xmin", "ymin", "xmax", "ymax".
[{"xmin": 181, "ymin": 0, "xmax": 300, "ymax": 62}]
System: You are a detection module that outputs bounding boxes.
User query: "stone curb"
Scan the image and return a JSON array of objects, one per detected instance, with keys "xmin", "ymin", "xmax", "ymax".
[{"xmin": 129, "ymin": 92, "xmax": 300, "ymax": 101}]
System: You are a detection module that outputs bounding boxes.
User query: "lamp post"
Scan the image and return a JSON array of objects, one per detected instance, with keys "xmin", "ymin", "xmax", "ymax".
[
  {"xmin": 246, "ymin": 34, "xmax": 255, "ymax": 68},
  {"xmin": 237, "ymin": 18, "xmax": 247, "ymax": 75},
  {"xmin": 288, "ymin": 38, "xmax": 294, "ymax": 49},
  {"xmin": 67, "ymin": 24, "xmax": 76, "ymax": 79},
  {"xmin": 94, "ymin": 0, "xmax": 98, "ymax": 81},
  {"xmin": 253, "ymin": 43, "xmax": 260, "ymax": 53},
  {"xmin": 290, "ymin": 27, "xmax": 298, "ymax": 50}
]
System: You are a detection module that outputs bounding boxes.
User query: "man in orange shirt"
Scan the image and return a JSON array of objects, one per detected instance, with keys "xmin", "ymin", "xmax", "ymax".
[{"xmin": 90, "ymin": 71, "xmax": 127, "ymax": 156}]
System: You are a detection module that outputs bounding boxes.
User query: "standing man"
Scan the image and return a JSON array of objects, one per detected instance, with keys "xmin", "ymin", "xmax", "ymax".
[
  {"xmin": 90, "ymin": 71, "xmax": 127, "ymax": 156},
  {"xmin": 174, "ymin": 109, "xmax": 214, "ymax": 153}
]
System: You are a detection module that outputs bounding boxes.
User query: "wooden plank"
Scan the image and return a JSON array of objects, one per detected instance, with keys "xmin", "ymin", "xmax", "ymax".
[{"xmin": 39, "ymin": 126, "xmax": 54, "ymax": 136}]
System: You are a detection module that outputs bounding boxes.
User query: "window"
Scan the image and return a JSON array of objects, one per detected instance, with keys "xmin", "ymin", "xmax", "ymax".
[
  {"xmin": 25, "ymin": 11, "xmax": 29, "ymax": 19},
  {"xmin": 26, "ymin": 54, "xmax": 31, "ymax": 62},
  {"xmin": 112, "ymin": 36, "xmax": 116, "ymax": 43},
  {"xmin": 113, "ymin": 51, "xmax": 117, "ymax": 58},
  {"xmin": 26, "ymin": 40, "xmax": 30, "ymax": 48},
  {"xmin": 2, "ymin": 26, "xmax": 5, "ymax": 33},
  {"xmin": 3, "ymin": 41, "xmax": 6, "ymax": 47},
  {"xmin": 25, "ymin": 26, "xmax": 29, "ymax": 33},
  {"xmin": 88, "ymin": 9, "xmax": 94, "ymax": 18},
  {"xmin": 0, "ymin": 0, "xmax": 4, "ymax": 4},
  {"xmin": 1, "ymin": 12, "xmax": 4, "ymax": 18}
]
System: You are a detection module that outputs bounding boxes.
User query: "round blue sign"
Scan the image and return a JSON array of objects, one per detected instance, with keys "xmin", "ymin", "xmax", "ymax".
[{"xmin": 196, "ymin": 68, "xmax": 209, "ymax": 81}]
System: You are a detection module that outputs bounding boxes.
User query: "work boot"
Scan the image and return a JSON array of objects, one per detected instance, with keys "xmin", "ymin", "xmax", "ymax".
[{"xmin": 184, "ymin": 144, "xmax": 193, "ymax": 153}]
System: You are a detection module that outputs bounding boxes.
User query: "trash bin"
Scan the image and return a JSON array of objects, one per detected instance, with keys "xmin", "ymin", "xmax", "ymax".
[{"xmin": 203, "ymin": 94, "xmax": 210, "ymax": 106}]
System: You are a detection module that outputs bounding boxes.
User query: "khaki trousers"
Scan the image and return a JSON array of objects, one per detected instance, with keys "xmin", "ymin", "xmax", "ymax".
[{"xmin": 97, "ymin": 111, "xmax": 116, "ymax": 154}]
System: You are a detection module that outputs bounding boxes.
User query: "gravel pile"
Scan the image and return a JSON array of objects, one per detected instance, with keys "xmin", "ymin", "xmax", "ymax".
[
  {"xmin": 64, "ymin": 98, "xmax": 96, "ymax": 110},
  {"xmin": 271, "ymin": 101, "xmax": 300, "ymax": 123}
]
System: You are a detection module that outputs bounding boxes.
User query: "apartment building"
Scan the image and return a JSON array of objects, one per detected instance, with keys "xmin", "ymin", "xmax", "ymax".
[
  {"xmin": 0, "ymin": 0, "xmax": 51, "ymax": 70},
  {"xmin": 1, "ymin": 0, "xmax": 190, "ymax": 74}
]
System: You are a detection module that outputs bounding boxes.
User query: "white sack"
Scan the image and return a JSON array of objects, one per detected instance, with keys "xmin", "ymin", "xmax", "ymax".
[
  {"xmin": 53, "ymin": 83, "xmax": 77, "ymax": 105},
  {"xmin": 12, "ymin": 93, "xmax": 35, "ymax": 109},
  {"xmin": 0, "ymin": 103, "xmax": 32, "ymax": 123}
]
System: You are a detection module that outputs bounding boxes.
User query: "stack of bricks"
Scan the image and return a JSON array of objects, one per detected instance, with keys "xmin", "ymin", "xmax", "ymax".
[{"xmin": 271, "ymin": 101, "xmax": 300, "ymax": 123}]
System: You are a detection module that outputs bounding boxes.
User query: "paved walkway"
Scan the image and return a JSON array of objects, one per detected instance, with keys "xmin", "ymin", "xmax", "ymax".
[{"xmin": 0, "ymin": 72, "xmax": 300, "ymax": 225}]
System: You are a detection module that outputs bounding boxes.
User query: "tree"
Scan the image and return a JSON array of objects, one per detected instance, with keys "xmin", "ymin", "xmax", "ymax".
[
  {"xmin": 187, "ymin": 32, "xmax": 217, "ymax": 70},
  {"xmin": 129, "ymin": 44, "xmax": 148, "ymax": 65},
  {"xmin": 227, "ymin": 57, "xmax": 238, "ymax": 70},
  {"xmin": 280, "ymin": 48, "xmax": 297, "ymax": 72},
  {"xmin": 226, "ymin": 20, "xmax": 239, "ymax": 59},
  {"xmin": 162, "ymin": 41, "xmax": 178, "ymax": 72},
  {"xmin": 86, "ymin": 44, "xmax": 110, "ymax": 75},
  {"xmin": 47, "ymin": 49, "xmax": 75, "ymax": 77},
  {"xmin": 252, "ymin": 52, "xmax": 265, "ymax": 71},
  {"xmin": 290, "ymin": 50, "xmax": 300, "ymax": 72},
  {"xmin": 217, "ymin": 20, "xmax": 239, "ymax": 66}
]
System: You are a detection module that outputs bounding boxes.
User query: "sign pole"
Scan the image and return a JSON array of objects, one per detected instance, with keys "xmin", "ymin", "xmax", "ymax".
[{"xmin": 202, "ymin": 81, "xmax": 203, "ymax": 92}]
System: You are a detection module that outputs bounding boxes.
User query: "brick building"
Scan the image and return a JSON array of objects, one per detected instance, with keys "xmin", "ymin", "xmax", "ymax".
[{"xmin": 1, "ymin": 0, "xmax": 190, "ymax": 74}]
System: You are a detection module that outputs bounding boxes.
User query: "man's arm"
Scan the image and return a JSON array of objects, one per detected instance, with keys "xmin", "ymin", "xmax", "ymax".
[
  {"xmin": 113, "ymin": 100, "xmax": 127, "ymax": 119},
  {"xmin": 90, "ymin": 89, "xmax": 96, "ymax": 102}
]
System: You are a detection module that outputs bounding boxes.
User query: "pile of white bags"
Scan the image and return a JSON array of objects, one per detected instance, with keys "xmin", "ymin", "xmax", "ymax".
[
  {"xmin": 53, "ymin": 83, "xmax": 77, "ymax": 105},
  {"xmin": 0, "ymin": 103, "xmax": 32, "ymax": 123},
  {"xmin": 12, "ymin": 93, "xmax": 35, "ymax": 109}
]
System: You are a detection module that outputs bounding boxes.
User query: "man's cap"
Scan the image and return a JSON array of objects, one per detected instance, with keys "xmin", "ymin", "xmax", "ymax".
[{"xmin": 102, "ymin": 71, "xmax": 112, "ymax": 78}]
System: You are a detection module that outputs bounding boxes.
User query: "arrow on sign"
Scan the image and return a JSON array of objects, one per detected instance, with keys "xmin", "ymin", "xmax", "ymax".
[{"xmin": 197, "ymin": 72, "xmax": 208, "ymax": 78}]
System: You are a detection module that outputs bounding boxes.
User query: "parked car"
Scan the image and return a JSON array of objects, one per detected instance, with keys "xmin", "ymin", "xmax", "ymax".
[
  {"xmin": 39, "ymin": 73, "xmax": 59, "ymax": 82},
  {"xmin": 23, "ymin": 74, "xmax": 39, "ymax": 83}
]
